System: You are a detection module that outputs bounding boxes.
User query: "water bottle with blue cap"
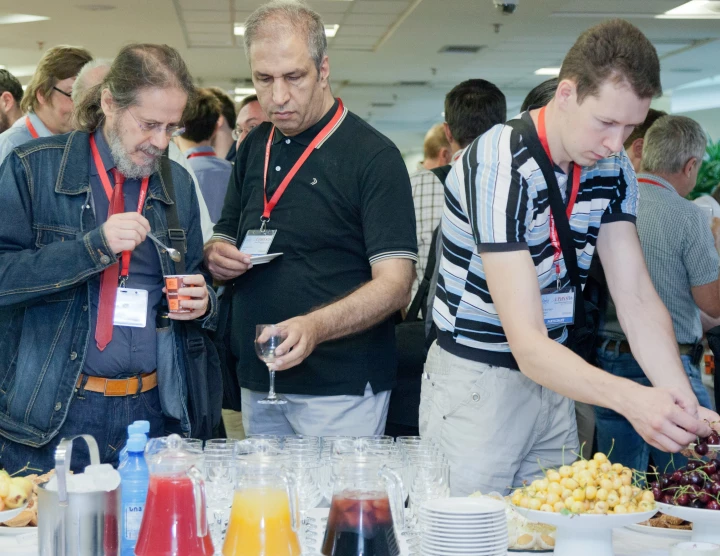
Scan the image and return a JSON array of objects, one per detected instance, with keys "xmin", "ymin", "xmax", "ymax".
[
  {"xmin": 118, "ymin": 433, "xmax": 149, "ymax": 556},
  {"xmin": 119, "ymin": 420, "xmax": 150, "ymax": 463}
]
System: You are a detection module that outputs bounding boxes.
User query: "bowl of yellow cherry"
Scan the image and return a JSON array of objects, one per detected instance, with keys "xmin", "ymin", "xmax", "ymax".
[{"xmin": 510, "ymin": 452, "xmax": 656, "ymax": 556}]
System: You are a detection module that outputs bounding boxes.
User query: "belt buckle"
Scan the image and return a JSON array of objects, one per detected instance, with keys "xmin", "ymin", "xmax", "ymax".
[{"xmin": 104, "ymin": 378, "xmax": 129, "ymax": 397}]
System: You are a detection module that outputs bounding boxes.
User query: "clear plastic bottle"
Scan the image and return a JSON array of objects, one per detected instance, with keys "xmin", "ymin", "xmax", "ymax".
[
  {"xmin": 118, "ymin": 433, "xmax": 149, "ymax": 556},
  {"xmin": 119, "ymin": 420, "xmax": 150, "ymax": 464}
]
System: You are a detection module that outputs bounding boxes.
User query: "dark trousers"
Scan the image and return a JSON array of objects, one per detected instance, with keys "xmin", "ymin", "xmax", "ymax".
[{"xmin": 0, "ymin": 386, "xmax": 165, "ymax": 474}]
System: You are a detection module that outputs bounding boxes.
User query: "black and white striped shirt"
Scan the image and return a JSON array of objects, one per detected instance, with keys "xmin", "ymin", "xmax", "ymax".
[{"xmin": 433, "ymin": 112, "xmax": 638, "ymax": 361}]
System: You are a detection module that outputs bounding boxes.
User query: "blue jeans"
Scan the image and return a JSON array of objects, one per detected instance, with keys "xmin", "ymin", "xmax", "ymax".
[
  {"xmin": 0, "ymin": 385, "xmax": 165, "ymax": 474},
  {"xmin": 595, "ymin": 345, "xmax": 712, "ymax": 475}
]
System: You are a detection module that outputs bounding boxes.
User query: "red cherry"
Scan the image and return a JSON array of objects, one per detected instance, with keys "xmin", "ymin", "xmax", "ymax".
[
  {"xmin": 696, "ymin": 443, "xmax": 710, "ymax": 457},
  {"xmin": 706, "ymin": 500, "xmax": 720, "ymax": 511}
]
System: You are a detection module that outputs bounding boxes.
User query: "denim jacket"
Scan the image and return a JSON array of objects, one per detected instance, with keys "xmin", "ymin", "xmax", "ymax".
[{"xmin": 0, "ymin": 131, "xmax": 217, "ymax": 447}]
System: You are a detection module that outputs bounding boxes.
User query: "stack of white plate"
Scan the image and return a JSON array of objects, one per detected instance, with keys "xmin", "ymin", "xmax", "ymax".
[{"xmin": 418, "ymin": 497, "xmax": 508, "ymax": 556}]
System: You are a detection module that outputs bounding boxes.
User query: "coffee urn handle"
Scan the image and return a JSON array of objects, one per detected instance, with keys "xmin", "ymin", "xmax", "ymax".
[{"xmin": 54, "ymin": 435, "xmax": 100, "ymax": 505}]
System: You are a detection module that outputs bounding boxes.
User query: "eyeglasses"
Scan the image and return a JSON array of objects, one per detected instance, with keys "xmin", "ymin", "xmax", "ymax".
[
  {"xmin": 52, "ymin": 86, "xmax": 72, "ymax": 99},
  {"xmin": 127, "ymin": 108, "xmax": 185, "ymax": 138},
  {"xmin": 232, "ymin": 123, "xmax": 259, "ymax": 142}
]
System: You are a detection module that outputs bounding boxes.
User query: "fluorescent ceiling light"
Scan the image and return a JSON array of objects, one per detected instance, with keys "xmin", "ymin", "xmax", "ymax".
[
  {"xmin": 234, "ymin": 24, "xmax": 339, "ymax": 36},
  {"xmin": 234, "ymin": 87, "xmax": 256, "ymax": 95},
  {"xmin": 0, "ymin": 13, "xmax": 49, "ymax": 25},
  {"xmin": 656, "ymin": 0, "xmax": 720, "ymax": 18},
  {"xmin": 535, "ymin": 67, "xmax": 561, "ymax": 76}
]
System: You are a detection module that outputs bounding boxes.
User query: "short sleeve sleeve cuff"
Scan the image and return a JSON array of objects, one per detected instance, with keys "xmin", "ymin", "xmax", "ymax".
[
  {"xmin": 600, "ymin": 213, "xmax": 637, "ymax": 225},
  {"xmin": 476, "ymin": 241, "xmax": 529, "ymax": 253},
  {"xmin": 369, "ymin": 249, "xmax": 418, "ymax": 265}
]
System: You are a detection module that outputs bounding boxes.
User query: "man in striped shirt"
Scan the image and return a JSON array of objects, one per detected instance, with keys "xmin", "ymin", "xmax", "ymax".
[{"xmin": 420, "ymin": 19, "xmax": 720, "ymax": 496}]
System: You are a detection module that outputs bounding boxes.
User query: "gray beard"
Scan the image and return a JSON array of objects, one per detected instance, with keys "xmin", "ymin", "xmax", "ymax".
[{"xmin": 107, "ymin": 119, "xmax": 162, "ymax": 179}]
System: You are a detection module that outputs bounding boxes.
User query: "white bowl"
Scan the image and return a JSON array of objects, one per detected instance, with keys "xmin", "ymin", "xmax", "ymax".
[
  {"xmin": 513, "ymin": 506, "xmax": 657, "ymax": 556},
  {"xmin": 657, "ymin": 502, "xmax": 720, "ymax": 545},
  {"xmin": 0, "ymin": 504, "xmax": 29, "ymax": 525}
]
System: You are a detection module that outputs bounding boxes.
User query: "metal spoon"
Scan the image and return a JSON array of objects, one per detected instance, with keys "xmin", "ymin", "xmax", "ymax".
[{"xmin": 147, "ymin": 232, "xmax": 182, "ymax": 262}]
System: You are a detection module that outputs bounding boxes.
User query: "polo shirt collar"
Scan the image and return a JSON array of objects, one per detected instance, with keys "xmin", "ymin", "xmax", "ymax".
[
  {"xmin": 26, "ymin": 112, "xmax": 53, "ymax": 138},
  {"xmin": 637, "ymin": 173, "xmax": 677, "ymax": 195},
  {"xmin": 90, "ymin": 126, "xmax": 116, "ymax": 176},
  {"xmin": 273, "ymin": 98, "xmax": 340, "ymax": 146},
  {"xmin": 185, "ymin": 145, "xmax": 216, "ymax": 157}
]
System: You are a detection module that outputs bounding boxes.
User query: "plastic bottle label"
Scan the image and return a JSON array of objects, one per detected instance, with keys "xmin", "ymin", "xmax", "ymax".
[{"xmin": 124, "ymin": 503, "xmax": 145, "ymax": 540}]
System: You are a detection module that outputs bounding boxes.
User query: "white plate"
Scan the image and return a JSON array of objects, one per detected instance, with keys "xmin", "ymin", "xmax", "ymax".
[
  {"xmin": 0, "ymin": 526, "xmax": 37, "ymax": 537},
  {"xmin": 0, "ymin": 504, "xmax": 28, "ymax": 525},
  {"xmin": 656, "ymin": 502, "xmax": 720, "ymax": 544},
  {"xmin": 421, "ymin": 497, "xmax": 506, "ymax": 515},
  {"xmin": 423, "ymin": 536, "xmax": 508, "ymax": 545},
  {"xmin": 656, "ymin": 502, "xmax": 720, "ymax": 522},
  {"xmin": 513, "ymin": 506, "xmax": 658, "ymax": 530},
  {"xmin": 625, "ymin": 522, "xmax": 692, "ymax": 539},
  {"xmin": 250, "ymin": 252, "xmax": 283, "ymax": 264},
  {"xmin": 421, "ymin": 544, "xmax": 508, "ymax": 553},
  {"xmin": 422, "ymin": 524, "xmax": 507, "ymax": 533}
]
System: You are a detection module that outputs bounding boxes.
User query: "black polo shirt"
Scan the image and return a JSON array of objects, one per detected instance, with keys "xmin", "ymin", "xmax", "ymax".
[{"xmin": 213, "ymin": 99, "xmax": 417, "ymax": 396}]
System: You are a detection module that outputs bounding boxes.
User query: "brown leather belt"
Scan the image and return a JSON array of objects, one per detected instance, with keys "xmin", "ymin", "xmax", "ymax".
[
  {"xmin": 601, "ymin": 339, "xmax": 697, "ymax": 356},
  {"xmin": 75, "ymin": 371, "xmax": 158, "ymax": 397}
]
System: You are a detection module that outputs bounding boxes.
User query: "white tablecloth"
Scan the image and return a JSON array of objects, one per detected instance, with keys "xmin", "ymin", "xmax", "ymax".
[{"xmin": 0, "ymin": 519, "xmax": 688, "ymax": 555}]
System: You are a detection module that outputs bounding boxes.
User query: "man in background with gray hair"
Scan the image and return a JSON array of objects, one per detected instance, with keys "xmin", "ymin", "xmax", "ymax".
[
  {"xmin": 205, "ymin": 0, "xmax": 417, "ymax": 437},
  {"xmin": 595, "ymin": 115, "xmax": 718, "ymax": 472}
]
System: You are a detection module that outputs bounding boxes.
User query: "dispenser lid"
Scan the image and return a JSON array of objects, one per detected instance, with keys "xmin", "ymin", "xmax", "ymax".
[
  {"xmin": 126, "ymin": 433, "xmax": 147, "ymax": 453},
  {"xmin": 129, "ymin": 420, "xmax": 150, "ymax": 435},
  {"xmin": 145, "ymin": 434, "xmax": 202, "ymax": 473}
]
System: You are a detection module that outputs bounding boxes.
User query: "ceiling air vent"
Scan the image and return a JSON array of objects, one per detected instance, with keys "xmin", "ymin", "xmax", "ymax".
[
  {"xmin": 438, "ymin": 45, "xmax": 485, "ymax": 54},
  {"xmin": 370, "ymin": 102, "xmax": 395, "ymax": 108},
  {"xmin": 669, "ymin": 68, "xmax": 703, "ymax": 73}
]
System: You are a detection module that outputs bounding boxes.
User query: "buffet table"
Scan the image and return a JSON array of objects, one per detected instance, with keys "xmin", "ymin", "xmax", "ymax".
[{"xmin": 0, "ymin": 521, "xmax": 698, "ymax": 555}]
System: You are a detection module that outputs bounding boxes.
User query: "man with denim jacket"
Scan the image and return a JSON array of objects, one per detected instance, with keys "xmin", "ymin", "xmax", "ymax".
[{"xmin": 0, "ymin": 44, "xmax": 216, "ymax": 474}]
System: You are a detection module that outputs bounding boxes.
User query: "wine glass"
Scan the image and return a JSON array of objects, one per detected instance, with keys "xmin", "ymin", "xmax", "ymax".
[{"xmin": 254, "ymin": 324, "xmax": 288, "ymax": 404}]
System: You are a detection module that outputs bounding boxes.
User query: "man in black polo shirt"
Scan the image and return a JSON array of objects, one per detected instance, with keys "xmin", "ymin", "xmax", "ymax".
[{"xmin": 205, "ymin": 0, "xmax": 417, "ymax": 437}]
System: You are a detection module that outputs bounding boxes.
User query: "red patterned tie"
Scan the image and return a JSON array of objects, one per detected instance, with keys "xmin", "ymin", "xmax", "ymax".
[{"xmin": 95, "ymin": 169, "xmax": 126, "ymax": 351}]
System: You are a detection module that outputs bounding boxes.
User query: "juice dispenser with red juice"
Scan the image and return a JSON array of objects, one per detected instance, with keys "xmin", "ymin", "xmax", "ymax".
[{"xmin": 134, "ymin": 434, "xmax": 214, "ymax": 556}]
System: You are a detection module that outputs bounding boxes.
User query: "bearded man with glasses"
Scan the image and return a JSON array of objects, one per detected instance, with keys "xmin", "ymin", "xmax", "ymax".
[
  {"xmin": 0, "ymin": 45, "xmax": 93, "ymax": 165},
  {"xmin": 0, "ymin": 44, "xmax": 216, "ymax": 474}
]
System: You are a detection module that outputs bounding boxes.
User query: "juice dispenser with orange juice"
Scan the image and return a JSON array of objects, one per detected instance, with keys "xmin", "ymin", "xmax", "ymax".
[{"xmin": 223, "ymin": 440, "xmax": 301, "ymax": 556}]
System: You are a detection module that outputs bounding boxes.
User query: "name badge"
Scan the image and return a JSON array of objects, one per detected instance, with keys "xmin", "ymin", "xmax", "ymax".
[
  {"xmin": 540, "ymin": 286, "xmax": 575, "ymax": 326},
  {"xmin": 239, "ymin": 229, "xmax": 277, "ymax": 256},
  {"xmin": 114, "ymin": 288, "xmax": 148, "ymax": 328}
]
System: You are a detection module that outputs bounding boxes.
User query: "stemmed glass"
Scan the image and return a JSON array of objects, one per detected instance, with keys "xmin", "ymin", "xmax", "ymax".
[{"xmin": 254, "ymin": 324, "xmax": 288, "ymax": 404}]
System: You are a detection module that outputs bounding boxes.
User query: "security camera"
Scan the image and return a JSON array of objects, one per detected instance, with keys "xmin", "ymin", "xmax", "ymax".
[{"xmin": 493, "ymin": 0, "xmax": 518, "ymax": 15}]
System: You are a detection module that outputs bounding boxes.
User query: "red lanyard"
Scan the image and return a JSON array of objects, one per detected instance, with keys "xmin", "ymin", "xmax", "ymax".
[
  {"xmin": 638, "ymin": 177, "xmax": 667, "ymax": 190},
  {"xmin": 25, "ymin": 116, "xmax": 40, "ymax": 139},
  {"xmin": 537, "ymin": 106, "xmax": 582, "ymax": 281},
  {"xmin": 90, "ymin": 135, "xmax": 149, "ymax": 283},
  {"xmin": 187, "ymin": 150, "xmax": 216, "ymax": 159},
  {"xmin": 261, "ymin": 99, "xmax": 345, "ymax": 229}
]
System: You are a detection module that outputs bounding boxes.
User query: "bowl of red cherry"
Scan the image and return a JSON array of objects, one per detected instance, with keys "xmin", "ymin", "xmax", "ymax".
[{"xmin": 652, "ymin": 429, "xmax": 720, "ymax": 544}]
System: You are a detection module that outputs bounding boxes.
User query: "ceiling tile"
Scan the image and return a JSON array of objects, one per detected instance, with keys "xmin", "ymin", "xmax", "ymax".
[
  {"xmin": 189, "ymin": 34, "xmax": 234, "ymax": 46},
  {"xmin": 180, "ymin": 0, "xmax": 228, "ymax": 12},
  {"xmin": 186, "ymin": 22, "xmax": 230, "ymax": 34},
  {"xmin": 351, "ymin": 0, "xmax": 409, "ymax": 15},
  {"xmin": 344, "ymin": 13, "xmax": 395, "ymax": 26},
  {"xmin": 183, "ymin": 10, "xmax": 229, "ymax": 23},
  {"xmin": 337, "ymin": 24, "xmax": 386, "ymax": 36}
]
